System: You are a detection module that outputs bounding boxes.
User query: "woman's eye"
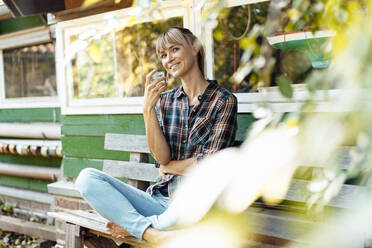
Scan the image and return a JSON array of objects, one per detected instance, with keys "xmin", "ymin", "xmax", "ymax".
[
  {"xmin": 173, "ymin": 47, "xmax": 179, "ymax": 52},
  {"xmin": 161, "ymin": 54, "xmax": 166, "ymax": 59}
]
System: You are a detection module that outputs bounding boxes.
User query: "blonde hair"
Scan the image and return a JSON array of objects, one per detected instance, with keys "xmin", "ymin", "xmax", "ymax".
[{"xmin": 156, "ymin": 27, "xmax": 205, "ymax": 78}]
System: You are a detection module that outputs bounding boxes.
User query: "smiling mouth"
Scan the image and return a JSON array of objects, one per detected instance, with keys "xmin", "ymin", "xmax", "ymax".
[{"xmin": 170, "ymin": 63, "xmax": 180, "ymax": 70}]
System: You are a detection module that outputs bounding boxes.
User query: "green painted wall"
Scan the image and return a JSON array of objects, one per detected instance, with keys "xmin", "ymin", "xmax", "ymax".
[
  {"xmin": 0, "ymin": 154, "xmax": 61, "ymax": 168},
  {"xmin": 0, "ymin": 107, "xmax": 62, "ymax": 192},
  {"xmin": 61, "ymin": 113, "xmax": 256, "ymax": 179},
  {"xmin": 0, "ymin": 15, "xmax": 44, "ymax": 35},
  {"xmin": 0, "ymin": 175, "xmax": 51, "ymax": 192},
  {"xmin": 0, "ymin": 108, "xmax": 61, "ymax": 122}
]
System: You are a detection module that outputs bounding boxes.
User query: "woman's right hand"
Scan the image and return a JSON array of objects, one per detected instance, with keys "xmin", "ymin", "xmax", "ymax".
[{"xmin": 143, "ymin": 69, "xmax": 167, "ymax": 113}]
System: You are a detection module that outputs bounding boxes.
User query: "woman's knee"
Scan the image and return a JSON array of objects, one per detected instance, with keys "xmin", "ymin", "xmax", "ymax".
[{"xmin": 75, "ymin": 168, "xmax": 102, "ymax": 196}]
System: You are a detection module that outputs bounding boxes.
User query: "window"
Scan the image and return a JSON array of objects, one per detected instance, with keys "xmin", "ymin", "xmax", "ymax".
[
  {"xmin": 70, "ymin": 17, "xmax": 182, "ymax": 100},
  {"xmin": 0, "ymin": 27, "xmax": 58, "ymax": 108},
  {"xmin": 207, "ymin": 1, "xmax": 312, "ymax": 93},
  {"xmin": 58, "ymin": 0, "xmax": 336, "ymax": 114},
  {"xmin": 3, "ymin": 43, "xmax": 56, "ymax": 98},
  {"xmin": 59, "ymin": 2, "xmax": 186, "ymax": 114}
]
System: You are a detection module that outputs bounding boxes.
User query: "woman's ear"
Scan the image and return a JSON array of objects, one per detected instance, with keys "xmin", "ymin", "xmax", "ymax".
[{"xmin": 191, "ymin": 41, "xmax": 201, "ymax": 56}]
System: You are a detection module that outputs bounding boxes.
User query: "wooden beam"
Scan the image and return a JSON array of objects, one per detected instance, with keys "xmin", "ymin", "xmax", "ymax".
[
  {"xmin": 284, "ymin": 179, "xmax": 368, "ymax": 209},
  {"xmin": 104, "ymin": 133, "xmax": 150, "ymax": 153},
  {"xmin": 103, "ymin": 159, "xmax": 158, "ymax": 182},
  {"xmin": 0, "ymin": 215, "xmax": 56, "ymax": 241}
]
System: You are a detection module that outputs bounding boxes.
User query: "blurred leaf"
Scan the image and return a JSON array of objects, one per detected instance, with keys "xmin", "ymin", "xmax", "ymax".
[
  {"xmin": 277, "ymin": 75, "xmax": 293, "ymax": 98},
  {"xmin": 88, "ymin": 42, "xmax": 101, "ymax": 63},
  {"xmin": 82, "ymin": 0, "xmax": 102, "ymax": 8}
]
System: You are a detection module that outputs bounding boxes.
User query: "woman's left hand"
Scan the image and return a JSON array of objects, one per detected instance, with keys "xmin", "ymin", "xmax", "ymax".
[{"xmin": 159, "ymin": 165, "xmax": 166, "ymax": 177}]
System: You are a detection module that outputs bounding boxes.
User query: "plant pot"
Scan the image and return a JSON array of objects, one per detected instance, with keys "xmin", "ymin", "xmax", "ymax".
[{"xmin": 267, "ymin": 30, "xmax": 335, "ymax": 69}]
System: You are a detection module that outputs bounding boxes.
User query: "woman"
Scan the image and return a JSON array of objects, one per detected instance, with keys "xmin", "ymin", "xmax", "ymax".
[{"xmin": 75, "ymin": 27, "xmax": 237, "ymax": 244}]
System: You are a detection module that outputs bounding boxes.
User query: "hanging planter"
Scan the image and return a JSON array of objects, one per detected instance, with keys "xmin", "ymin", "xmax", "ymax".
[{"xmin": 267, "ymin": 30, "xmax": 335, "ymax": 69}]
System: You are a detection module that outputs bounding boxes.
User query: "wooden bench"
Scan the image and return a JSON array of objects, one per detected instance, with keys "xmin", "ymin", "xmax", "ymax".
[
  {"xmin": 49, "ymin": 134, "xmax": 158, "ymax": 248},
  {"xmin": 48, "ymin": 133, "xmax": 370, "ymax": 247}
]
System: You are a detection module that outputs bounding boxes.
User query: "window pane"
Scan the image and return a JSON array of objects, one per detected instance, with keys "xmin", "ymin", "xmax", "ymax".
[
  {"xmin": 115, "ymin": 17, "xmax": 183, "ymax": 97},
  {"xmin": 213, "ymin": 3, "xmax": 312, "ymax": 93},
  {"xmin": 71, "ymin": 17, "xmax": 183, "ymax": 99},
  {"xmin": 4, "ymin": 43, "xmax": 56, "ymax": 98},
  {"xmin": 71, "ymin": 32, "xmax": 116, "ymax": 99}
]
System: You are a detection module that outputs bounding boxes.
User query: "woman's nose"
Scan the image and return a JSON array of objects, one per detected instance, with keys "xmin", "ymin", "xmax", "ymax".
[{"xmin": 168, "ymin": 52, "xmax": 174, "ymax": 61}]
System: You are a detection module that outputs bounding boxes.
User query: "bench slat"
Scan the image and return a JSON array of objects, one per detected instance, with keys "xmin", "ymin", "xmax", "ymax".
[
  {"xmin": 104, "ymin": 134, "xmax": 150, "ymax": 153},
  {"xmin": 0, "ymin": 215, "xmax": 56, "ymax": 241},
  {"xmin": 48, "ymin": 211, "xmax": 145, "ymax": 247},
  {"xmin": 285, "ymin": 179, "xmax": 367, "ymax": 208},
  {"xmin": 103, "ymin": 159, "xmax": 158, "ymax": 182},
  {"xmin": 49, "ymin": 211, "xmax": 108, "ymax": 234}
]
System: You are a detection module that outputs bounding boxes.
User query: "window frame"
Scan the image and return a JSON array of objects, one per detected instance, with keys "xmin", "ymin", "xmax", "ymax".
[{"xmin": 0, "ymin": 26, "xmax": 59, "ymax": 109}]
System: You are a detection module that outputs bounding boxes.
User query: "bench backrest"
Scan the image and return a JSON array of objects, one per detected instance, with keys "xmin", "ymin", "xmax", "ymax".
[
  {"xmin": 104, "ymin": 133, "xmax": 156, "ymax": 190},
  {"xmin": 104, "ymin": 133, "xmax": 367, "ymax": 208}
]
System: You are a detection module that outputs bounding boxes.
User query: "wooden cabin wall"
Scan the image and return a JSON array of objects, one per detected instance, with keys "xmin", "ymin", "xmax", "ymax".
[
  {"xmin": 61, "ymin": 113, "xmax": 256, "ymax": 179},
  {"xmin": 0, "ymin": 108, "xmax": 62, "ymax": 192}
]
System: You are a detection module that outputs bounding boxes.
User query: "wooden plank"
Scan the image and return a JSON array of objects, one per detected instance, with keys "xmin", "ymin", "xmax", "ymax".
[
  {"xmin": 245, "ymin": 208, "xmax": 318, "ymax": 243},
  {"xmin": 103, "ymin": 160, "xmax": 158, "ymax": 182},
  {"xmin": 49, "ymin": 210, "xmax": 146, "ymax": 246},
  {"xmin": 63, "ymin": 157, "xmax": 104, "ymax": 179},
  {"xmin": 0, "ymin": 108, "xmax": 60, "ymax": 122},
  {"xmin": 0, "ymin": 174, "xmax": 49, "ymax": 192},
  {"xmin": 61, "ymin": 114, "xmax": 144, "ymax": 126},
  {"xmin": 61, "ymin": 113, "xmax": 252, "ymax": 140},
  {"xmin": 49, "ymin": 211, "xmax": 108, "ymax": 234},
  {"xmin": 62, "ymin": 136, "xmax": 130, "ymax": 161},
  {"xmin": 0, "ymin": 154, "xmax": 62, "ymax": 168},
  {"xmin": 104, "ymin": 133, "xmax": 150, "ymax": 153},
  {"xmin": 284, "ymin": 179, "xmax": 367, "ymax": 209},
  {"xmin": 0, "ymin": 215, "xmax": 56, "ymax": 241},
  {"xmin": 47, "ymin": 181, "xmax": 81, "ymax": 198},
  {"xmin": 0, "ymin": 184, "xmax": 53, "ymax": 204},
  {"xmin": 65, "ymin": 223, "xmax": 83, "ymax": 248}
]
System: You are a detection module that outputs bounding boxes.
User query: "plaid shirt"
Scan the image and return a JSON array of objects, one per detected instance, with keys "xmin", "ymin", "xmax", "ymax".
[{"xmin": 146, "ymin": 80, "xmax": 238, "ymax": 199}]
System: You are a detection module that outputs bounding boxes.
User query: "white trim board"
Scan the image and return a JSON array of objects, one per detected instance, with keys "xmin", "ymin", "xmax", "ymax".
[
  {"xmin": 0, "ymin": 185, "xmax": 53, "ymax": 205},
  {"xmin": 0, "ymin": 26, "xmax": 52, "ymax": 50}
]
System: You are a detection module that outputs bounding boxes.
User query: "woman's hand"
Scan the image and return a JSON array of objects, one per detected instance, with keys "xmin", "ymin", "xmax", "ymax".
[
  {"xmin": 143, "ymin": 69, "xmax": 167, "ymax": 112},
  {"xmin": 158, "ymin": 158, "xmax": 196, "ymax": 176}
]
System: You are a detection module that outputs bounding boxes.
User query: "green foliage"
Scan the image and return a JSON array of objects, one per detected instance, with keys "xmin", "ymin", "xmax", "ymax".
[{"xmin": 277, "ymin": 75, "xmax": 293, "ymax": 98}]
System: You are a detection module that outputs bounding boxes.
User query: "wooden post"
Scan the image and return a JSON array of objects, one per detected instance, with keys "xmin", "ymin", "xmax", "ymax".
[
  {"xmin": 128, "ymin": 152, "xmax": 150, "ymax": 191},
  {"xmin": 65, "ymin": 223, "xmax": 83, "ymax": 248}
]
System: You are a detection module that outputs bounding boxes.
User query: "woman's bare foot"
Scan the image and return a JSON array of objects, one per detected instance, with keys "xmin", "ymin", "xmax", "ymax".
[
  {"xmin": 143, "ymin": 227, "xmax": 181, "ymax": 244},
  {"xmin": 106, "ymin": 221, "xmax": 132, "ymax": 238}
]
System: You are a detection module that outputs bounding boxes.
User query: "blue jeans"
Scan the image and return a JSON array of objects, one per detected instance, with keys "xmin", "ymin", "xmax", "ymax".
[{"xmin": 75, "ymin": 168, "xmax": 174, "ymax": 240}]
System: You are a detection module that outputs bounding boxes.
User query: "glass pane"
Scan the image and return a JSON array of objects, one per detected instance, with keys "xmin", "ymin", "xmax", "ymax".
[
  {"xmin": 213, "ymin": 3, "xmax": 312, "ymax": 93},
  {"xmin": 71, "ymin": 17, "xmax": 183, "ymax": 99},
  {"xmin": 3, "ymin": 43, "xmax": 56, "ymax": 98},
  {"xmin": 115, "ymin": 17, "xmax": 183, "ymax": 97},
  {"xmin": 71, "ymin": 32, "xmax": 116, "ymax": 99}
]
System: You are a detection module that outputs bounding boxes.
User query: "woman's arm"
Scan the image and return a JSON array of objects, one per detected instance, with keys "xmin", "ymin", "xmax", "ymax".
[
  {"xmin": 143, "ymin": 70, "xmax": 171, "ymax": 165},
  {"xmin": 159, "ymin": 158, "xmax": 196, "ymax": 176},
  {"xmin": 193, "ymin": 94, "xmax": 238, "ymax": 161}
]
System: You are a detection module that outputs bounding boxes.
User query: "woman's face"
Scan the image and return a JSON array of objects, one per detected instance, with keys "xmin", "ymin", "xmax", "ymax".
[{"xmin": 159, "ymin": 43, "xmax": 196, "ymax": 78}]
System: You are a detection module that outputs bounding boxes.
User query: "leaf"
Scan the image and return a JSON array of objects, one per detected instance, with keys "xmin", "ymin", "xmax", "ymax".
[
  {"xmin": 82, "ymin": 0, "xmax": 102, "ymax": 8},
  {"xmin": 277, "ymin": 75, "xmax": 293, "ymax": 98},
  {"xmin": 88, "ymin": 42, "xmax": 101, "ymax": 63}
]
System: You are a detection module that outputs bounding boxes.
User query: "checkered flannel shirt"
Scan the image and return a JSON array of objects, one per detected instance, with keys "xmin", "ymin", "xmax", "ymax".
[{"xmin": 146, "ymin": 80, "xmax": 238, "ymax": 199}]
